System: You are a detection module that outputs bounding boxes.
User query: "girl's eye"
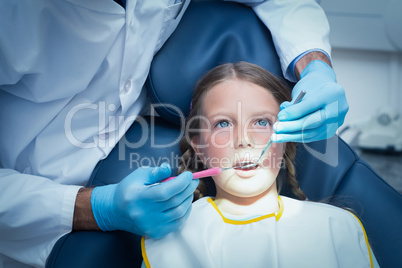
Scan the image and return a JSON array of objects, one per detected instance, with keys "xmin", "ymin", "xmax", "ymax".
[
  {"xmin": 216, "ymin": 120, "xmax": 230, "ymax": 128},
  {"xmin": 256, "ymin": 119, "xmax": 270, "ymax": 126}
]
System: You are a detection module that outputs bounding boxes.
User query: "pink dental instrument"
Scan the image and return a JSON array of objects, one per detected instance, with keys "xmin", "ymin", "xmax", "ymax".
[{"xmin": 162, "ymin": 167, "xmax": 232, "ymax": 182}]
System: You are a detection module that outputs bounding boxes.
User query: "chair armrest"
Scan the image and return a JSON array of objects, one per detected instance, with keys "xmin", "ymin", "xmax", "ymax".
[{"xmin": 46, "ymin": 231, "xmax": 143, "ymax": 268}]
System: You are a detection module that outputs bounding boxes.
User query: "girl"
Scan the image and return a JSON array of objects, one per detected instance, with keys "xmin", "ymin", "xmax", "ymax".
[{"xmin": 141, "ymin": 62, "xmax": 378, "ymax": 267}]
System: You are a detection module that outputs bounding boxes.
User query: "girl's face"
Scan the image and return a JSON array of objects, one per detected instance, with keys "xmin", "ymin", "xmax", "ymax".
[{"xmin": 191, "ymin": 79, "xmax": 284, "ymax": 203}]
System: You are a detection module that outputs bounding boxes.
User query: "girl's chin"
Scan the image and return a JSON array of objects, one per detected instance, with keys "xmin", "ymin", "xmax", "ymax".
[
  {"xmin": 222, "ymin": 180, "xmax": 277, "ymax": 198},
  {"xmin": 233, "ymin": 167, "xmax": 278, "ymax": 179},
  {"xmin": 221, "ymin": 187, "xmax": 277, "ymax": 200},
  {"xmin": 234, "ymin": 168, "xmax": 258, "ymax": 178}
]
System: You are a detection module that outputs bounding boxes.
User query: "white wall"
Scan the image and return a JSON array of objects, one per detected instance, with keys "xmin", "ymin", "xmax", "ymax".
[
  {"xmin": 319, "ymin": 0, "xmax": 402, "ymax": 140},
  {"xmin": 332, "ymin": 50, "xmax": 402, "ymax": 128}
]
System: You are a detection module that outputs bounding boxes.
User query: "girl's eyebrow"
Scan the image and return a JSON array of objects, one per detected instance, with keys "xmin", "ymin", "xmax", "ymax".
[
  {"xmin": 206, "ymin": 110, "xmax": 278, "ymax": 118},
  {"xmin": 203, "ymin": 108, "xmax": 237, "ymax": 118},
  {"xmin": 251, "ymin": 110, "xmax": 278, "ymax": 117},
  {"xmin": 206, "ymin": 112, "xmax": 236, "ymax": 118}
]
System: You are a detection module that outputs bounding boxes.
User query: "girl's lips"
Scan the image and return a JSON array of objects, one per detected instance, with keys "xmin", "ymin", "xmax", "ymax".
[
  {"xmin": 233, "ymin": 161, "xmax": 259, "ymax": 170},
  {"xmin": 232, "ymin": 161, "xmax": 260, "ymax": 178}
]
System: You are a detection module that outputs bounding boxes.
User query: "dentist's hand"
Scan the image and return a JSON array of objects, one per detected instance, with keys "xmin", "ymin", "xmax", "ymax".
[
  {"xmin": 91, "ymin": 163, "xmax": 198, "ymax": 239},
  {"xmin": 272, "ymin": 60, "xmax": 349, "ymax": 143}
]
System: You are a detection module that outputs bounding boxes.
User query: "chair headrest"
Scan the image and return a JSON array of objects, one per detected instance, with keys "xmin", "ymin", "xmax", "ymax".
[{"xmin": 146, "ymin": 1, "xmax": 285, "ymax": 125}]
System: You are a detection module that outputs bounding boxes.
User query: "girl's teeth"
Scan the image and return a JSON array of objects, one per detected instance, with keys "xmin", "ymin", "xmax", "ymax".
[{"xmin": 233, "ymin": 162, "xmax": 258, "ymax": 170}]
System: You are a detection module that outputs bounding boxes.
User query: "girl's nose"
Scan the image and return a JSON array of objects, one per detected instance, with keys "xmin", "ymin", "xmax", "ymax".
[{"xmin": 235, "ymin": 127, "xmax": 255, "ymax": 148}]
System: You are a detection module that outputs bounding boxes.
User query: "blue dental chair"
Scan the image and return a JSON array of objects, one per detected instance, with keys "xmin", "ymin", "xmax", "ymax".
[{"xmin": 46, "ymin": 1, "xmax": 402, "ymax": 267}]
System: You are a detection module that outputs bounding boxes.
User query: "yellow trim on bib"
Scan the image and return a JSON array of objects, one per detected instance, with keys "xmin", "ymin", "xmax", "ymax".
[
  {"xmin": 207, "ymin": 196, "xmax": 283, "ymax": 225},
  {"xmin": 141, "ymin": 236, "xmax": 151, "ymax": 268},
  {"xmin": 348, "ymin": 212, "xmax": 374, "ymax": 268},
  {"xmin": 275, "ymin": 196, "xmax": 284, "ymax": 221}
]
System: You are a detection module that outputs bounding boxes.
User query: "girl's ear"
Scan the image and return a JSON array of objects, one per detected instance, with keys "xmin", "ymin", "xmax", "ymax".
[{"xmin": 190, "ymin": 136, "xmax": 206, "ymax": 165}]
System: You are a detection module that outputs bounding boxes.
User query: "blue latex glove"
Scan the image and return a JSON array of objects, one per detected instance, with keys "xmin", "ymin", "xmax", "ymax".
[
  {"xmin": 91, "ymin": 163, "xmax": 198, "ymax": 239},
  {"xmin": 272, "ymin": 60, "xmax": 349, "ymax": 143}
]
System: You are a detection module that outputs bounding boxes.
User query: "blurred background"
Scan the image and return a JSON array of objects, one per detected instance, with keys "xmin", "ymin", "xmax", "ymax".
[{"xmin": 320, "ymin": 0, "xmax": 402, "ymax": 193}]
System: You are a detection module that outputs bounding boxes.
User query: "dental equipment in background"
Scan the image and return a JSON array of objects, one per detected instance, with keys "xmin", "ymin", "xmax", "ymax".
[{"xmin": 162, "ymin": 90, "xmax": 306, "ymax": 182}]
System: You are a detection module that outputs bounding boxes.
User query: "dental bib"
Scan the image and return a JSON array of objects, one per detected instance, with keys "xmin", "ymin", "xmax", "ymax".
[{"xmin": 142, "ymin": 196, "xmax": 374, "ymax": 268}]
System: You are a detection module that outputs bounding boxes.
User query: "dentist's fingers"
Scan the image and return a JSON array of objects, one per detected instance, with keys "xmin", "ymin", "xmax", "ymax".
[
  {"xmin": 273, "ymin": 97, "xmax": 346, "ymax": 143},
  {"xmin": 272, "ymin": 123, "xmax": 339, "ymax": 143},
  {"xmin": 274, "ymin": 104, "xmax": 340, "ymax": 134},
  {"xmin": 144, "ymin": 171, "xmax": 198, "ymax": 202},
  {"xmin": 277, "ymin": 83, "xmax": 347, "ymax": 122}
]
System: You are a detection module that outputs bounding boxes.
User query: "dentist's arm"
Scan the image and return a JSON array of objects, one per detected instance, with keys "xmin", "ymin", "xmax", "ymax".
[
  {"xmin": 294, "ymin": 51, "xmax": 331, "ymax": 80},
  {"xmin": 0, "ymin": 169, "xmax": 82, "ymax": 267},
  {"xmin": 73, "ymin": 188, "xmax": 100, "ymax": 231},
  {"xmin": 249, "ymin": 0, "xmax": 349, "ymax": 143}
]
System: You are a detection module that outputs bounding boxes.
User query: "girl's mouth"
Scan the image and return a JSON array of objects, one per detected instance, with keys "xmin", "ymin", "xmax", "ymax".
[{"xmin": 233, "ymin": 161, "xmax": 259, "ymax": 170}]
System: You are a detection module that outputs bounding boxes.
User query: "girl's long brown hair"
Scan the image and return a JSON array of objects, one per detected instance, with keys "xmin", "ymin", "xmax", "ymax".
[{"xmin": 177, "ymin": 62, "xmax": 306, "ymax": 201}]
